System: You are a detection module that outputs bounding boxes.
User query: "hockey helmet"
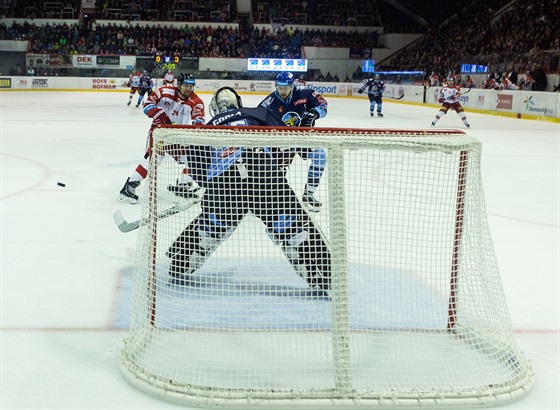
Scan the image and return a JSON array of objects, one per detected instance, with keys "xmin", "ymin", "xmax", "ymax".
[
  {"xmin": 178, "ymin": 73, "xmax": 196, "ymax": 86},
  {"xmin": 210, "ymin": 87, "xmax": 243, "ymax": 117},
  {"xmin": 374, "ymin": 73, "xmax": 381, "ymax": 80},
  {"xmin": 275, "ymin": 72, "xmax": 295, "ymax": 99},
  {"xmin": 447, "ymin": 76, "xmax": 455, "ymax": 84},
  {"xmin": 276, "ymin": 71, "xmax": 295, "ymax": 87}
]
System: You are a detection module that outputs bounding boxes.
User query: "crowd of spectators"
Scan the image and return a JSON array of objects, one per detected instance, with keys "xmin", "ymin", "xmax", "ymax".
[
  {"xmin": 381, "ymin": 0, "xmax": 559, "ymax": 80},
  {"xmin": 0, "ymin": 0, "xmax": 558, "ymax": 84},
  {"xmin": 0, "ymin": 19, "xmax": 382, "ymax": 59}
]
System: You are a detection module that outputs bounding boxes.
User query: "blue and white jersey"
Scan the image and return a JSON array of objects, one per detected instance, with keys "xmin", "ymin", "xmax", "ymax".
[
  {"xmin": 139, "ymin": 74, "xmax": 154, "ymax": 91},
  {"xmin": 187, "ymin": 107, "xmax": 287, "ymax": 185},
  {"xmin": 359, "ymin": 79, "xmax": 385, "ymax": 97},
  {"xmin": 258, "ymin": 86, "xmax": 328, "ymax": 127}
]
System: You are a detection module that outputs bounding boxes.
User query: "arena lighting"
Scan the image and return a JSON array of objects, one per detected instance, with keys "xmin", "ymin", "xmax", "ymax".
[
  {"xmin": 247, "ymin": 58, "xmax": 308, "ymax": 72},
  {"xmin": 376, "ymin": 70, "xmax": 425, "ymax": 75}
]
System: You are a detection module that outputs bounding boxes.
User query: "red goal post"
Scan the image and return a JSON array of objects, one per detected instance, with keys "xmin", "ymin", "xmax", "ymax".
[{"xmin": 120, "ymin": 125, "xmax": 534, "ymax": 408}]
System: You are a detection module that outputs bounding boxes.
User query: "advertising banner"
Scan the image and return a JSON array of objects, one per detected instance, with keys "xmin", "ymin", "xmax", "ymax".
[
  {"xmin": 0, "ymin": 78, "xmax": 12, "ymax": 88},
  {"xmin": 97, "ymin": 55, "xmax": 120, "ymax": 65},
  {"xmin": 73, "ymin": 55, "xmax": 96, "ymax": 67}
]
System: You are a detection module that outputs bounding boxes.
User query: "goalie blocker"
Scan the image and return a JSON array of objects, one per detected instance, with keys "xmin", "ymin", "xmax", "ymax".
[{"xmin": 166, "ymin": 148, "xmax": 331, "ymax": 291}]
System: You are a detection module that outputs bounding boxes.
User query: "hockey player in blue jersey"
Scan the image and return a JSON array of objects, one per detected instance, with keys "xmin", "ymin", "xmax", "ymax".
[
  {"xmin": 136, "ymin": 70, "xmax": 154, "ymax": 108},
  {"xmin": 358, "ymin": 73, "xmax": 385, "ymax": 117},
  {"xmin": 258, "ymin": 72, "xmax": 328, "ymax": 212},
  {"xmin": 166, "ymin": 87, "xmax": 332, "ymax": 293}
]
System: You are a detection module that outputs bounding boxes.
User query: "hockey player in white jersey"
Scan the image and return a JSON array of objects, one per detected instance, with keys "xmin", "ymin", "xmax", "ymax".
[
  {"xmin": 163, "ymin": 70, "xmax": 175, "ymax": 86},
  {"xmin": 126, "ymin": 69, "xmax": 142, "ymax": 106},
  {"xmin": 431, "ymin": 76, "xmax": 470, "ymax": 128},
  {"xmin": 119, "ymin": 73, "xmax": 206, "ymax": 204}
]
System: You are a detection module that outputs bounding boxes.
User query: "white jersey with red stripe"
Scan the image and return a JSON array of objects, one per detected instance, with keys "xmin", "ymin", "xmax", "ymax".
[
  {"xmin": 143, "ymin": 86, "xmax": 205, "ymax": 125},
  {"xmin": 439, "ymin": 85, "xmax": 461, "ymax": 104},
  {"xmin": 129, "ymin": 72, "xmax": 141, "ymax": 88}
]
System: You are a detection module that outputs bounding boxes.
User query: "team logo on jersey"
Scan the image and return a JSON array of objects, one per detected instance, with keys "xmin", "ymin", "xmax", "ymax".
[{"xmin": 282, "ymin": 111, "xmax": 301, "ymax": 127}]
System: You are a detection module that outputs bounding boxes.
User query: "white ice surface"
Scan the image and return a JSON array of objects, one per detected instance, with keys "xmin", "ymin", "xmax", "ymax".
[{"xmin": 1, "ymin": 91, "xmax": 558, "ymax": 409}]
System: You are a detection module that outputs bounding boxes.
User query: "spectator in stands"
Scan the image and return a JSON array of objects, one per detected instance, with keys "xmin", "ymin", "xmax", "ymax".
[
  {"xmin": 532, "ymin": 64, "xmax": 548, "ymax": 91},
  {"xmin": 518, "ymin": 72, "xmax": 534, "ymax": 91}
]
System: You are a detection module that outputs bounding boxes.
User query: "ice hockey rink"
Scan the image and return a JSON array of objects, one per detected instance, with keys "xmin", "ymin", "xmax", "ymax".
[{"xmin": 1, "ymin": 90, "xmax": 558, "ymax": 409}]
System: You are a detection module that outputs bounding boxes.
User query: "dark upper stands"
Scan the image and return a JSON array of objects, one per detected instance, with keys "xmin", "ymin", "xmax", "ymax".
[{"xmin": 0, "ymin": 0, "xmax": 558, "ymax": 80}]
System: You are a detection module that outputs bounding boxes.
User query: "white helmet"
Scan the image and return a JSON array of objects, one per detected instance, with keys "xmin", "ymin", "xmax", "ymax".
[{"xmin": 210, "ymin": 87, "xmax": 243, "ymax": 117}]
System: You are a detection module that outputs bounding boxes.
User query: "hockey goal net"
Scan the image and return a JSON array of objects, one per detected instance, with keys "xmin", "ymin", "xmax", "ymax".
[{"xmin": 120, "ymin": 125, "xmax": 533, "ymax": 408}]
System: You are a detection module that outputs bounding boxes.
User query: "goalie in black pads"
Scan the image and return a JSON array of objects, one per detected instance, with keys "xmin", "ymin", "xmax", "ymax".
[{"xmin": 166, "ymin": 87, "xmax": 332, "ymax": 292}]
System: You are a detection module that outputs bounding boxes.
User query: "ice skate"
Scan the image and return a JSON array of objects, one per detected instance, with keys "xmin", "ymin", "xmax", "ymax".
[
  {"xmin": 377, "ymin": 112, "xmax": 383, "ymax": 117},
  {"xmin": 126, "ymin": 101, "xmax": 131, "ymax": 106},
  {"xmin": 119, "ymin": 177, "xmax": 140, "ymax": 204},
  {"xmin": 302, "ymin": 192, "xmax": 322, "ymax": 212},
  {"xmin": 431, "ymin": 121, "xmax": 436, "ymax": 126},
  {"xmin": 370, "ymin": 111, "xmax": 374, "ymax": 117}
]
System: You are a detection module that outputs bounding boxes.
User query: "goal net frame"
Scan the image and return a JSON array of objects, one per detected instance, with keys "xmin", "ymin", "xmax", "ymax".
[{"xmin": 120, "ymin": 125, "xmax": 533, "ymax": 408}]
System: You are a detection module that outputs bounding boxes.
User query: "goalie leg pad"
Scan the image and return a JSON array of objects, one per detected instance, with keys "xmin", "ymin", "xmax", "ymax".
[
  {"xmin": 267, "ymin": 215, "xmax": 332, "ymax": 290},
  {"xmin": 167, "ymin": 214, "xmax": 235, "ymax": 284}
]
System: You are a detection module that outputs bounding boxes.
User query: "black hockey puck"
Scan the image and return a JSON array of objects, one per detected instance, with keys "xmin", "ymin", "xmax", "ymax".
[{"xmin": 57, "ymin": 182, "xmax": 66, "ymax": 187}]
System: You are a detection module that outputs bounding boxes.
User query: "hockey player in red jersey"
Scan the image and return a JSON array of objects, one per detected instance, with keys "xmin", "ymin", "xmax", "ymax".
[
  {"xmin": 163, "ymin": 70, "xmax": 175, "ymax": 86},
  {"xmin": 119, "ymin": 73, "xmax": 206, "ymax": 204},
  {"xmin": 431, "ymin": 76, "xmax": 470, "ymax": 128},
  {"xmin": 126, "ymin": 69, "xmax": 142, "ymax": 106}
]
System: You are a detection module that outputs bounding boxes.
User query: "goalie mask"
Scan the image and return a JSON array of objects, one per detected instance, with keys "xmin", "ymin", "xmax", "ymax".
[{"xmin": 210, "ymin": 87, "xmax": 243, "ymax": 117}]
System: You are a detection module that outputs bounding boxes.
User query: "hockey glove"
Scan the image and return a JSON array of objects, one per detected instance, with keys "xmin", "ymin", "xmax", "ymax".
[
  {"xmin": 438, "ymin": 98, "xmax": 445, "ymax": 103},
  {"xmin": 151, "ymin": 111, "xmax": 173, "ymax": 126},
  {"xmin": 357, "ymin": 88, "xmax": 364, "ymax": 94},
  {"xmin": 300, "ymin": 110, "xmax": 319, "ymax": 127}
]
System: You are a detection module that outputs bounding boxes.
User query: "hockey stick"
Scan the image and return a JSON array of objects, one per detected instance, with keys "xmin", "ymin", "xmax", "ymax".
[
  {"xmin": 113, "ymin": 202, "xmax": 195, "ymax": 233},
  {"xmin": 390, "ymin": 94, "xmax": 405, "ymax": 100},
  {"xmin": 462, "ymin": 86, "xmax": 473, "ymax": 94},
  {"xmin": 415, "ymin": 86, "xmax": 430, "ymax": 96}
]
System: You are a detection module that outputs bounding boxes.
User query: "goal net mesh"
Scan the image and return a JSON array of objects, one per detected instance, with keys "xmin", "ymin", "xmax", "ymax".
[{"xmin": 120, "ymin": 126, "xmax": 533, "ymax": 408}]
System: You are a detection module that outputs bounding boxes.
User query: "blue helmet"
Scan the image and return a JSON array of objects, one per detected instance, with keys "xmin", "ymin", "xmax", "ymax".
[
  {"xmin": 178, "ymin": 73, "xmax": 195, "ymax": 86},
  {"xmin": 276, "ymin": 72, "xmax": 295, "ymax": 87}
]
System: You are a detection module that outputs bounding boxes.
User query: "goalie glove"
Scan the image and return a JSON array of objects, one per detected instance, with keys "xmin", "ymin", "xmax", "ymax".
[{"xmin": 300, "ymin": 109, "xmax": 319, "ymax": 127}]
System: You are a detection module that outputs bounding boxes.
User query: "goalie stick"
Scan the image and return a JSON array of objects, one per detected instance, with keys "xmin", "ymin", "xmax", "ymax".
[{"xmin": 113, "ymin": 202, "xmax": 195, "ymax": 233}]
